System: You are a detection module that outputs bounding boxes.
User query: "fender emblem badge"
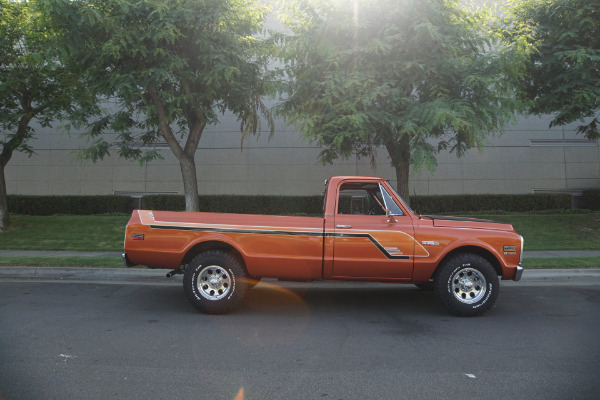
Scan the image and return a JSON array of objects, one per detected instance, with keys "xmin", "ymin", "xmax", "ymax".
[{"xmin": 503, "ymin": 245, "xmax": 516, "ymax": 255}]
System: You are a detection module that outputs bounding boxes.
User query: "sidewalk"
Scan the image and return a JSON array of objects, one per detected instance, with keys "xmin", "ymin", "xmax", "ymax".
[
  {"xmin": 0, "ymin": 250, "xmax": 599, "ymax": 283},
  {"xmin": 1, "ymin": 265, "xmax": 599, "ymax": 283}
]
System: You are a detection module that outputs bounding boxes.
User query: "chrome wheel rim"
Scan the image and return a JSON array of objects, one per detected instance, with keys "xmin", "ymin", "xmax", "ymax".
[
  {"xmin": 197, "ymin": 265, "xmax": 231, "ymax": 301},
  {"xmin": 451, "ymin": 268, "xmax": 486, "ymax": 304}
]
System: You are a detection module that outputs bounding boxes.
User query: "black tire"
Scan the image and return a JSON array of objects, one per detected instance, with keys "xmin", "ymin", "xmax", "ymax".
[
  {"xmin": 183, "ymin": 250, "xmax": 249, "ymax": 315},
  {"xmin": 433, "ymin": 253, "xmax": 499, "ymax": 317}
]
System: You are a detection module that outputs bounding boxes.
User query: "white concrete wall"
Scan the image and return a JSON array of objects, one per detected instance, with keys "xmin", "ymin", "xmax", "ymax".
[{"xmin": 5, "ymin": 114, "xmax": 599, "ymax": 197}]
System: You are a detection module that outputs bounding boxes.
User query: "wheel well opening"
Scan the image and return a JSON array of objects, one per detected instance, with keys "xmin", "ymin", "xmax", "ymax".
[
  {"xmin": 437, "ymin": 246, "xmax": 503, "ymax": 278},
  {"xmin": 181, "ymin": 241, "xmax": 246, "ymax": 272}
]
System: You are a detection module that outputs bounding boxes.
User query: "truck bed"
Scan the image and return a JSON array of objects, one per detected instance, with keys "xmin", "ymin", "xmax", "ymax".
[{"xmin": 125, "ymin": 210, "xmax": 326, "ymax": 279}]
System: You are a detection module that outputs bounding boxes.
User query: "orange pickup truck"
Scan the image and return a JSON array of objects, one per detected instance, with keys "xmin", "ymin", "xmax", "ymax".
[{"xmin": 123, "ymin": 176, "xmax": 523, "ymax": 316}]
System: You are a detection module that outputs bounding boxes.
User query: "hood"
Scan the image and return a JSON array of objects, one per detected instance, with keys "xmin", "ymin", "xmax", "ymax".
[{"xmin": 422, "ymin": 215, "xmax": 514, "ymax": 231}]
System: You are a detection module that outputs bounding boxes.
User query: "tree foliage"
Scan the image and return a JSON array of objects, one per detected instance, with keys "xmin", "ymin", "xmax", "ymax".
[
  {"xmin": 504, "ymin": 0, "xmax": 600, "ymax": 139},
  {"xmin": 41, "ymin": 0, "xmax": 275, "ymax": 211},
  {"xmin": 0, "ymin": 0, "xmax": 89, "ymax": 231},
  {"xmin": 277, "ymin": 0, "xmax": 525, "ymax": 200}
]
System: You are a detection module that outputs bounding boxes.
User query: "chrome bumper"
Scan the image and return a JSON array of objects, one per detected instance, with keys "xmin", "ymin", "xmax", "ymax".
[{"xmin": 513, "ymin": 266, "xmax": 524, "ymax": 281}]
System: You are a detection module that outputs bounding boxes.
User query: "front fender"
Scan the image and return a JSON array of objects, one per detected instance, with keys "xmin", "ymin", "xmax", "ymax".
[{"xmin": 413, "ymin": 237, "xmax": 516, "ymax": 282}]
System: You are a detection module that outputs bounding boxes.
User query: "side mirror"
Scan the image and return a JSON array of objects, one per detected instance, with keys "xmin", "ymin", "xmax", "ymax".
[{"xmin": 386, "ymin": 209, "xmax": 396, "ymax": 223}]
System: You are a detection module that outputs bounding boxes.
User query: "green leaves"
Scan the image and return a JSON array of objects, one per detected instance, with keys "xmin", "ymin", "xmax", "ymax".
[
  {"xmin": 504, "ymin": 0, "xmax": 600, "ymax": 139},
  {"xmin": 1, "ymin": 0, "xmax": 89, "ymax": 165},
  {"xmin": 36, "ymin": 0, "xmax": 275, "ymax": 211},
  {"xmin": 279, "ymin": 0, "xmax": 523, "ymax": 196},
  {"xmin": 41, "ymin": 0, "xmax": 275, "ymax": 160}
]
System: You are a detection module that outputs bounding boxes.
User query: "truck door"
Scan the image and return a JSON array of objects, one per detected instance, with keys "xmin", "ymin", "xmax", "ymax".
[{"xmin": 330, "ymin": 181, "xmax": 414, "ymax": 280}]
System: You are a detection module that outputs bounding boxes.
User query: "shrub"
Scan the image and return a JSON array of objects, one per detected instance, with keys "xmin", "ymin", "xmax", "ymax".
[
  {"xmin": 143, "ymin": 194, "xmax": 324, "ymax": 215},
  {"xmin": 409, "ymin": 193, "xmax": 572, "ymax": 214},
  {"xmin": 8, "ymin": 195, "xmax": 132, "ymax": 216},
  {"xmin": 583, "ymin": 189, "xmax": 600, "ymax": 211},
  {"xmin": 7, "ymin": 192, "xmax": 573, "ymax": 216}
]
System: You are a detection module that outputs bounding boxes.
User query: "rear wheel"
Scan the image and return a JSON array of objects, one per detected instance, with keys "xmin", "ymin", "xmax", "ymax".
[
  {"xmin": 434, "ymin": 253, "xmax": 499, "ymax": 317},
  {"xmin": 183, "ymin": 250, "xmax": 249, "ymax": 314}
]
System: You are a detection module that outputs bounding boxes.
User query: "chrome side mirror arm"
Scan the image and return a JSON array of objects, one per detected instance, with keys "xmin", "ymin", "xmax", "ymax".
[{"xmin": 386, "ymin": 209, "xmax": 397, "ymax": 223}]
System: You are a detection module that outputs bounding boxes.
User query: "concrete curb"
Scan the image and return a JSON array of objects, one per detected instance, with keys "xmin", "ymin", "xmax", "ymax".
[
  {"xmin": 0, "ymin": 266, "xmax": 181, "ymax": 283},
  {"xmin": 515, "ymin": 268, "xmax": 600, "ymax": 281},
  {"xmin": 1, "ymin": 266, "xmax": 599, "ymax": 283}
]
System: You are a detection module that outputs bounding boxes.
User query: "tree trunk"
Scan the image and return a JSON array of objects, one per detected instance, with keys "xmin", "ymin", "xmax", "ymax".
[
  {"xmin": 0, "ymin": 111, "xmax": 34, "ymax": 230},
  {"xmin": 0, "ymin": 135, "xmax": 17, "ymax": 232},
  {"xmin": 147, "ymin": 86, "xmax": 205, "ymax": 212},
  {"xmin": 384, "ymin": 132, "xmax": 411, "ymax": 206},
  {"xmin": 0, "ymin": 162, "xmax": 9, "ymax": 232},
  {"xmin": 393, "ymin": 161, "xmax": 410, "ymax": 206},
  {"xmin": 179, "ymin": 154, "xmax": 200, "ymax": 212}
]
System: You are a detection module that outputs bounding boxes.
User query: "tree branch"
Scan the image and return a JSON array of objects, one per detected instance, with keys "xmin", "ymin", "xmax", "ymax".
[
  {"xmin": 146, "ymin": 85, "xmax": 185, "ymax": 160},
  {"xmin": 179, "ymin": 77, "xmax": 207, "ymax": 155}
]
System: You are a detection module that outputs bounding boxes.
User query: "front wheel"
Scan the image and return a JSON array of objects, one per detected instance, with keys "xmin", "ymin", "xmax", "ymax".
[
  {"xmin": 434, "ymin": 253, "xmax": 499, "ymax": 317},
  {"xmin": 183, "ymin": 250, "xmax": 249, "ymax": 315}
]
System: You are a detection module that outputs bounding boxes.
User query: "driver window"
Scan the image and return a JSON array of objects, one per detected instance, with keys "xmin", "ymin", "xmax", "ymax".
[{"xmin": 337, "ymin": 182, "xmax": 386, "ymax": 215}]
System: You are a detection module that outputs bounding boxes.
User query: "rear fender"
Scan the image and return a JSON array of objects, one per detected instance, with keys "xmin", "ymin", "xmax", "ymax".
[{"xmin": 180, "ymin": 234, "xmax": 248, "ymax": 271}]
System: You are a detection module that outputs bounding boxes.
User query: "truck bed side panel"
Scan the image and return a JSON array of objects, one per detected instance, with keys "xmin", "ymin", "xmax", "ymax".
[{"xmin": 124, "ymin": 210, "xmax": 325, "ymax": 280}]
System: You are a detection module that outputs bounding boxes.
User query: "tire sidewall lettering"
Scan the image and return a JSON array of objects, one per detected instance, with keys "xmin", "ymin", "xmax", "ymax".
[
  {"xmin": 434, "ymin": 253, "xmax": 499, "ymax": 316},
  {"xmin": 183, "ymin": 250, "xmax": 248, "ymax": 315},
  {"xmin": 227, "ymin": 269, "xmax": 236, "ymax": 300},
  {"xmin": 473, "ymin": 283, "xmax": 493, "ymax": 309},
  {"xmin": 192, "ymin": 264, "xmax": 202, "ymax": 301}
]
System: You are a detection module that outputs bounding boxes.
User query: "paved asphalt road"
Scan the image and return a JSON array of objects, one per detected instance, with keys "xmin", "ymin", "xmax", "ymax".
[{"xmin": 0, "ymin": 275, "xmax": 599, "ymax": 400}]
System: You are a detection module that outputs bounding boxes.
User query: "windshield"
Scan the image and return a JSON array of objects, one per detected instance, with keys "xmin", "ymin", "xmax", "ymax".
[
  {"xmin": 381, "ymin": 183, "xmax": 415, "ymax": 215},
  {"xmin": 379, "ymin": 184, "xmax": 403, "ymax": 215}
]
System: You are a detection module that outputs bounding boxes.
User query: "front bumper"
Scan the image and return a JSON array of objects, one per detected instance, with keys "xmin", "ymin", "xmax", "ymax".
[{"xmin": 513, "ymin": 266, "xmax": 524, "ymax": 281}]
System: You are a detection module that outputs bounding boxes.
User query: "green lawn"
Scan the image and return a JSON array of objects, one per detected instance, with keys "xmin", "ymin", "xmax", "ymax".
[
  {"xmin": 522, "ymin": 257, "xmax": 600, "ymax": 269},
  {"xmin": 465, "ymin": 213, "xmax": 600, "ymax": 251},
  {"xmin": 0, "ymin": 212, "xmax": 598, "ymax": 254},
  {"xmin": 0, "ymin": 215, "xmax": 130, "ymax": 251}
]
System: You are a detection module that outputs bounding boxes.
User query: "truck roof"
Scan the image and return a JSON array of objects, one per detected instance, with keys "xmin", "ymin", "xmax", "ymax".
[{"xmin": 327, "ymin": 176, "xmax": 388, "ymax": 184}]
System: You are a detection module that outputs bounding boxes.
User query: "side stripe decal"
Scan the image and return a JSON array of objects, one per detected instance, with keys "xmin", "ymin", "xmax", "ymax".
[
  {"xmin": 324, "ymin": 232, "xmax": 411, "ymax": 260},
  {"xmin": 148, "ymin": 224, "xmax": 411, "ymax": 260},
  {"xmin": 149, "ymin": 225, "xmax": 322, "ymax": 237}
]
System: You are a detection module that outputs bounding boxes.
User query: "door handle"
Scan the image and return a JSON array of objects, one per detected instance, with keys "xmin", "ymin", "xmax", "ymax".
[{"xmin": 336, "ymin": 225, "xmax": 352, "ymax": 229}]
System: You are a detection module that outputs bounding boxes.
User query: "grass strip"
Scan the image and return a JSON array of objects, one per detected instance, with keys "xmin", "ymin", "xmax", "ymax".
[
  {"xmin": 1, "ymin": 213, "xmax": 599, "ymax": 252},
  {"xmin": 1, "ymin": 215, "xmax": 129, "ymax": 251},
  {"xmin": 463, "ymin": 213, "xmax": 600, "ymax": 251},
  {"xmin": 521, "ymin": 257, "xmax": 600, "ymax": 269}
]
